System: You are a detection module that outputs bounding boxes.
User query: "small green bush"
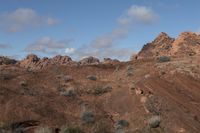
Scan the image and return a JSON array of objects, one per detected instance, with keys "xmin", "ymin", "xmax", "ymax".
[
  {"xmin": 34, "ymin": 127, "xmax": 52, "ymax": 133},
  {"xmin": 81, "ymin": 111, "xmax": 95, "ymax": 124},
  {"xmin": 157, "ymin": 56, "xmax": 170, "ymax": 63},
  {"xmin": 116, "ymin": 119, "xmax": 129, "ymax": 129},
  {"xmin": 20, "ymin": 81, "xmax": 28, "ymax": 87},
  {"xmin": 126, "ymin": 65, "xmax": 134, "ymax": 76},
  {"xmin": 60, "ymin": 127, "xmax": 84, "ymax": 133},
  {"xmin": 87, "ymin": 84, "xmax": 112, "ymax": 95},
  {"xmin": 87, "ymin": 75, "xmax": 97, "ymax": 81},
  {"xmin": 60, "ymin": 88, "xmax": 76, "ymax": 97},
  {"xmin": 148, "ymin": 116, "xmax": 161, "ymax": 128}
]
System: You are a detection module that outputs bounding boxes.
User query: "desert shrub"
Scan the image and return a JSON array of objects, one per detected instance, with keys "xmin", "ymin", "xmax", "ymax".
[
  {"xmin": 0, "ymin": 73, "xmax": 12, "ymax": 80},
  {"xmin": 144, "ymin": 96, "xmax": 161, "ymax": 115},
  {"xmin": 0, "ymin": 122, "xmax": 5, "ymax": 133},
  {"xmin": 81, "ymin": 111, "xmax": 95, "ymax": 124},
  {"xmin": 34, "ymin": 127, "xmax": 52, "ymax": 133},
  {"xmin": 87, "ymin": 84, "xmax": 112, "ymax": 95},
  {"xmin": 126, "ymin": 65, "xmax": 134, "ymax": 76},
  {"xmin": 93, "ymin": 119, "xmax": 112, "ymax": 133},
  {"xmin": 116, "ymin": 120, "xmax": 129, "ymax": 129},
  {"xmin": 60, "ymin": 126, "xmax": 84, "ymax": 133},
  {"xmin": 63, "ymin": 75, "xmax": 73, "ymax": 82},
  {"xmin": 57, "ymin": 74, "xmax": 73, "ymax": 82},
  {"xmin": 87, "ymin": 75, "xmax": 97, "ymax": 81},
  {"xmin": 130, "ymin": 82, "xmax": 136, "ymax": 90},
  {"xmin": 157, "ymin": 56, "xmax": 170, "ymax": 63},
  {"xmin": 148, "ymin": 116, "xmax": 161, "ymax": 128},
  {"xmin": 20, "ymin": 81, "xmax": 28, "ymax": 87},
  {"xmin": 60, "ymin": 88, "xmax": 76, "ymax": 97},
  {"xmin": 115, "ymin": 129, "xmax": 125, "ymax": 133}
]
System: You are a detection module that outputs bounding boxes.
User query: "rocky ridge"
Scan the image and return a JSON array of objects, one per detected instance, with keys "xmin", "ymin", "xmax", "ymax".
[{"xmin": 137, "ymin": 31, "xmax": 200, "ymax": 59}]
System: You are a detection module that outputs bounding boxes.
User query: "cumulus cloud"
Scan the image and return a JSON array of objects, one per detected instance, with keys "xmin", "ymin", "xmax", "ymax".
[
  {"xmin": 0, "ymin": 8, "xmax": 59, "ymax": 32},
  {"xmin": 0, "ymin": 43, "xmax": 11, "ymax": 49},
  {"xmin": 25, "ymin": 37, "xmax": 73, "ymax": 55},
  {"xmin": 76, "ymin": 5, "xmax": 158, "ymax": 60},
  {"xmin": 91, "ymin": 5, "xmax": 158, "ymax": 49},
  {"xmin": 126, "ymin": 5, "xmax": 157, "ymax": 24},
  {"xmin": 65, "ymin": 48, "xmax": 75, "ymax": 54}
]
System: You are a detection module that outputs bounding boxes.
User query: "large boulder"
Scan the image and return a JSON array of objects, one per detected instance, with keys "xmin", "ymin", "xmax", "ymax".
[
  {"xmin": 52, "ymin": 55, "xmax": 72, "ymax": 65},
  {"xmin": 79, "ymin": 56, "xmax": 100, "ymax": 65}
]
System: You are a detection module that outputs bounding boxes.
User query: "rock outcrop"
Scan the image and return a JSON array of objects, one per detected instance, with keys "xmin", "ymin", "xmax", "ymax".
[
  {"xmin": 19, "ymin": 54, "xmax": 75, "ymax": 70},
  {"xmin": 0, "ymin": 56, "xmax": 17, "ymax": 65},
  {"xmin": 79, "ymin": 56, "xmax": 100, "ymax": 65},
  {"xmin": 103, "ymin": 58, "xmax": 120, "ymax": 64},
  {"xmin": 136, "ymin": 31, "xmax": 200, "ymax": 59}
]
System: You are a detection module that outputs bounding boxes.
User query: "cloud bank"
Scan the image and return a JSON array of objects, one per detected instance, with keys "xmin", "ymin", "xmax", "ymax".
[
  {"xmin": 25, "ymin": 37, "xmax": 73, "ymax": 55},
  {"xmin": 0, "ymin": 8, "xmax": 59, "ymax": 32}
]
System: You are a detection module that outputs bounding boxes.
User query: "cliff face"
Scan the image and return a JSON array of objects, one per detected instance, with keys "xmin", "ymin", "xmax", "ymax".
[{"xmin": 137, "ymin": 32, "xmax": 200, "ymax": 58}]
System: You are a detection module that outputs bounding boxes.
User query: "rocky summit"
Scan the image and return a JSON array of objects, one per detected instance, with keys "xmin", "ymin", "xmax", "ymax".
[{"xmin": 136, "ymin": 32, "xmax": 200, "ymax": 59}]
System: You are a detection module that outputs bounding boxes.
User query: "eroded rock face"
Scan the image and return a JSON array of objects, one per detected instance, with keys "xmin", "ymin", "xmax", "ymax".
[
  {"xmin": 137, "ymin": 32, "xmax": 175, "ymax": 59},
  {"xmin": 19, "ymin": 54, "xmax": 75, "ymax": 70},
  {"xmin": 103, "ymin": 58, "xmax": 120, "ymax": 64},
  {"xmin": 79, "ymin": 56, "xmax": 100, "ymax": 65},
  {"xmin": 51, "ymin": 55, "xmax": 72, "ymax": 65},
  {"xmin": 0, "ymin": 56, "xmax": 17, "ymax": 65},
  {"xmin": 136, "ymin": 31, "xmax": 200, "ymax": 59}
]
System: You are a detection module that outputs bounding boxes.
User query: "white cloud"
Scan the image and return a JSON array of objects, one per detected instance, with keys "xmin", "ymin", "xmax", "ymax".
[
  {"xmin": 65, "ymin": 48, "xmax": 75, "ymax": 54},
  {"xmin": 126, "ymin": 5, "xmax": 157, "ymax": 23},
  {"xmin": 83, "ymin": 5, "xmax": 158, "ymax": 60},
  {"xmin": 25, "ymin": 37, "xmax": 73, "ymax": 55},
  {"xmin": 0, "ymin": 8, "xmax": 59, "ymax": 32}
]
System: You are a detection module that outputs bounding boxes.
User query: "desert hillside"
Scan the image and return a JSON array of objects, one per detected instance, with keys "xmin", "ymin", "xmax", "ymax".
[{"xmin": 0, "ymin": 32, "xmax": 200, "ymax": 133}]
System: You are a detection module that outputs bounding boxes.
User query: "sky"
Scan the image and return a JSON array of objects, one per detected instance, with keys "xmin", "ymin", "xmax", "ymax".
[{"xmin": 0, "ymin": 0, "xmax": 200, "ymax": 61}]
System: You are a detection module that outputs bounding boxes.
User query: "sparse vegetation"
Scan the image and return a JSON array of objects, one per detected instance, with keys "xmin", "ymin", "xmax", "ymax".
[
  {"xmin": 130, "ymin": 82, "xmax": 136, "ymax": 90},
  {"xmin": 20, "ymin": 80, "xmax": 28, "ymax": 86},
  {"xmin": 81, "ymin": 111, "xmax": 95, "ymax": 124},
  {"xmin": 93, "ymin": 119, "xmax": 112, "ymax": 133},
  {"xmin": 60, "ymin": 126, "xmax": 84, "ymax": 133},
  {"xmin": 34, "ymin": 127, "xmax": 52, "ymax": 133},
  {"xmin": 87, "ymin": 75, "xmax": 97, "ymax": 81},
  {"xmin": 87, "ymin": 84, "xmax": 112, "ymax": 95},
  {"xmin": 148, "ymin": 116, "xmax": 161, "ymax": 128},
  {"xmin": 0, "ymin": 73, "xmax": 12, "ymax": 80},
  {"xmin": 116, "ymin": 119, "xmax": 129, "ymax": 129},
  {"xmin": 127, "ymin": 65, "xmax": 134, "ymax": 76},
  {"xmin": 157, "ymin": 56, "xmax": 171, "ymax": 63},
  {"xmin": 60, "ymin": 87, "xmax": 76, "ymax": 97},
  {"xmin": 144, "ymin": 96, "xmax": 161, "ymax": 115}
]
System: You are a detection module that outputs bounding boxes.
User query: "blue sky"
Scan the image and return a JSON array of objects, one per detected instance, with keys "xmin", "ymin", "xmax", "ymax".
[{"xmin": 0, "ymin": 0, "xmax": 200, "ymax": 60}]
